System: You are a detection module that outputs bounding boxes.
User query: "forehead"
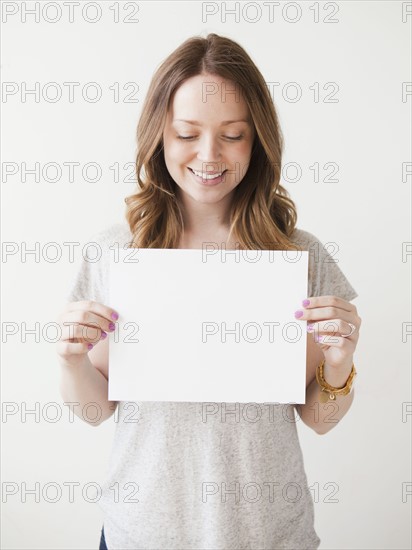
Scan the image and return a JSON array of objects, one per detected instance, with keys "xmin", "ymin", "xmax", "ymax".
[{"xmin": 169, "ymin": 74, "xmax": 250, "ymax": 121}]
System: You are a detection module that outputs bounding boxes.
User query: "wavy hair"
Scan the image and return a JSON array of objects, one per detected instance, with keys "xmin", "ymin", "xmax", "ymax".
[{"xmin": 124, "ymin": 33, "xmax": 299, "ymax": 251}]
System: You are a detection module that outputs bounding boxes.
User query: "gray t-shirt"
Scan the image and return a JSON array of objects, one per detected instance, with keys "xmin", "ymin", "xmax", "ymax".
[{"xmin": 66, "ymin": 222, "xmax": 358, "ymax": 550}]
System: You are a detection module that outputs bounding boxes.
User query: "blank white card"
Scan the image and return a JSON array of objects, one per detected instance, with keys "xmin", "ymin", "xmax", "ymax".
[{"xmin": 108, "ymin": 247, "xmax": 308, "ymax": 403}]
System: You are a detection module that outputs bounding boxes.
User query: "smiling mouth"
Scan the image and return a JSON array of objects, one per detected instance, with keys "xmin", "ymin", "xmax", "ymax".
[{"xmin": 188, "ymin": 168, "xmax": 227, "ymax": 180}]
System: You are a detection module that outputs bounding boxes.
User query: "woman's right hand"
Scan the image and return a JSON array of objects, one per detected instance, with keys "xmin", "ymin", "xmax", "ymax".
[{"xmin": 56, "ymin": 300, "xmax": 119, "ymax": 368}]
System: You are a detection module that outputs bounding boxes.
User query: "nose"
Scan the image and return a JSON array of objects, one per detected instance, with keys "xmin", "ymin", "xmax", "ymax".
[{"xmin": 196, "ymin": 134, "xmax": 222, "ymax": 164}]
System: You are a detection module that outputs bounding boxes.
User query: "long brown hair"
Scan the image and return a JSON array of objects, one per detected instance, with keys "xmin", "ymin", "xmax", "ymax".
[{"xmin": 125, "ymin": 33, "xmax": 299, "ymax": 251}]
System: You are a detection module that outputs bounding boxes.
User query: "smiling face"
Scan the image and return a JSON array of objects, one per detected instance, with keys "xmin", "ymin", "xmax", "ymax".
[{"xmin": 162, "ymin": 73, "xmax": 255, "ymax": 209}]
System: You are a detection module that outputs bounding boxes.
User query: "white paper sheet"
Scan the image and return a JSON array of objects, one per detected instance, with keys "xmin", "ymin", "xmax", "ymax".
[{"xmin": 108, "ymin": 247, "xmax": 308, "ymax": 403}]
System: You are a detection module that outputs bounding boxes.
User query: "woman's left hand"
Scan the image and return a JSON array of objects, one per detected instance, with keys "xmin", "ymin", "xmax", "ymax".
[{"xmin": 295, "ymin": 296, "xmax": 362, "ymax": 370}]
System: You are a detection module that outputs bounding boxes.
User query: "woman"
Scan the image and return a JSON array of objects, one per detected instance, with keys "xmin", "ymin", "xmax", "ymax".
[{"xmin": 57, "ymin": 33, "xmax": 361, "ymax": 549}]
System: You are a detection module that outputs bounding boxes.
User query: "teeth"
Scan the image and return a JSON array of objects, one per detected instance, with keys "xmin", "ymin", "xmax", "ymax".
[{"xmin": 192, "ymin": 169, "xmax": 223, "ymax": 180}]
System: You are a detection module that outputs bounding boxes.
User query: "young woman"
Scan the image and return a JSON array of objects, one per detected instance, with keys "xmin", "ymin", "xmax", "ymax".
[{"xmin": 57, "ymin": 33, "xmax": 361, "ymax": 550}]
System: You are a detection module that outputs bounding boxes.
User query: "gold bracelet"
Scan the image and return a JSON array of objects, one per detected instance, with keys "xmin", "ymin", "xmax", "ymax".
[{"xmin": 316, "ymin": 359, "xmax": 357, "ymax": 403}]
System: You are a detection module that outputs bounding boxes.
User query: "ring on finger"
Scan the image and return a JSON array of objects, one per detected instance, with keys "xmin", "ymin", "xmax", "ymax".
[{"xmin": 341, "ymin": 322, "xmax": 356, "ymax": 338}]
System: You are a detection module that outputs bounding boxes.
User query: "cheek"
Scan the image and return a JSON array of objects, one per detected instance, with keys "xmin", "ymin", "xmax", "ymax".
[
  {"xmin": 164, "ymin": 140, "xmax": 192, "ymax": 166},
  {"xmin": 163, "ymin": 144, "xmax": 176, "ymax": 171},
  {"xmin": 228, "ymin": 143, "xmax": 252, "ymax": 167}
]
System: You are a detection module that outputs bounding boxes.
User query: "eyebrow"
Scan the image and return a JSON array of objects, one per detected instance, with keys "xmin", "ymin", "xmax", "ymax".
[{"xmin": 173, "ymin": 119, "xmax": 250, "ymax": 126}]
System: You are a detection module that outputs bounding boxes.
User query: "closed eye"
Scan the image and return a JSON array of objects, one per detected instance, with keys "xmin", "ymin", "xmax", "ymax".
[{"xmin": 177, "ymin": 135, "xmax": 243, "ymax": 141}]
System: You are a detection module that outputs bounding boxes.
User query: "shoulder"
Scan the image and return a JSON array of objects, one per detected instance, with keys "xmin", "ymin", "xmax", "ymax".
[
  {"xmin": 86, "ymin": 222, "xmax": 134, "ymax": 249},
  {"xmin": 66, "ymin": 222, "xmax": 133, "ymax": 304},
  {"xmin": 290, "ymin": 227, "xmax": 358, "ymax": 301},
  {"xmin": 289, "ymin": 227, "xmax": 322, "ymax": 249}
]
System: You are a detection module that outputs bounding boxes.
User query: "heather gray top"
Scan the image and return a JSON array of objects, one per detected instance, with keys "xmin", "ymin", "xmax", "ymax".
[{"xmin": 66, "ymin": 222, "xmax": 358, "ymax": 550}]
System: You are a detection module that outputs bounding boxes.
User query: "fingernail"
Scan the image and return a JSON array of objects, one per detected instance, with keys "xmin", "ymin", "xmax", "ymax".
[
  {"xmin": 100, "ymin": 331, "xmax": 107, "ymax": 340},
  {"xmin": 294, "ymin": 310, "xmax": 304, "ymax": 318},
  {"xmin": 307, "ymin": 324, "xmax": 314, "ymax": 332},
  {"xmin": 111, "ymin": 312, "xmax": 119, "ymax": 320},
  {"xmin": 302, "ymin": 299, "xmax": 310, "ymax": 307},
  {"xmin": 316, "ymin": 335, "xmax": 323, "ymax": 342},
  {"xmin": 87, "ymin": 343, "xmax": 94, "ymax": 350},
  {"xmin": 108, "ymin": 322, "xmax": 116, "ymax": 331}
]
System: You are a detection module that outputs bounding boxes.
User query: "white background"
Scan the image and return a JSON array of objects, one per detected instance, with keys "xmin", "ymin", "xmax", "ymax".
[{"xmin": 1, "ymin": 1, "xmax": 411, "ymax": 548}]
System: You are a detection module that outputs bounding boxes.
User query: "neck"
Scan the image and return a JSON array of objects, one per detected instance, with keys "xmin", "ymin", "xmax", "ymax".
[{"xmin": 176, "ymin": 189, "xmax": 234, "ymax": 237}]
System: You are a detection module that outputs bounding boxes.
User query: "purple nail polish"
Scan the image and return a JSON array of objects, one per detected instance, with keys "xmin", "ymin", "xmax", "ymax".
[
  {"xmin": 294, "ymin": 310, "xmax": 303, "ymax": 318},
  {"xmin": 109, "ymin": 322, "xmax": 116, "ymax": 331},
  {"xmin": 316, "ymin": 335, "xmax": 322, "ymax": 343},
  {"xmin": 302, "ymin": 299, "xmax": 310, "ymax": 307},
  {"xmin": 307, "ymin": 324, "xmax": 314, "ymax": 332},
  {"xmin": 100, "ymin": 331, "xmax": 107, "ymax": 340},
  {"xmin": 87, "ymin": 343, "xmax": 93, "ymax": 350},
  {"xmin": 111, "ymin": 312, "xmax": 119, "ymax": 320}
]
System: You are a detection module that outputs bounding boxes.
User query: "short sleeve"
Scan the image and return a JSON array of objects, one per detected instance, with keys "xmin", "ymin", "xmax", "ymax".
[
  {"xmin": 65, "ymin": 223, "xmax": 132, "ymax": 306},
  {"xmin": 291, "ymin": 228, "xmax": 358, "ymax": 302},
  {"xmin": 65, "ymin": 237, "xmax": 109, "ymax": 305}
]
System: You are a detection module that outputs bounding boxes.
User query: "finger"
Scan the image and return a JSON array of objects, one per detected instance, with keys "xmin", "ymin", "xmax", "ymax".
[
  {"xmin": 60, "ymin": 323, "xmax": 108, "ymax": 344},
  {"xmin": 60, "ymin": 300, "xmax": 119, "ymax": 323},
  {"xmin": 56, "ymin": 340, "xmax": 94, "ymax": 359},
  {"xmin": 60, "ymin": 309, "xmax": 116, "ymax": 335},
  {"xmin": 307, "ymin": 319, "xmax": 357, "ymax": 336},
  {"xmin": 315, "ymin": 334, "xmax": 357, "ymax": 352},
  {"xmin": 297, "ymin": 306, "xmax": 355, "ymax": 324},
  {"xmin": 301, "ymin": 296, "xmax": 354, "ymax": 313}
]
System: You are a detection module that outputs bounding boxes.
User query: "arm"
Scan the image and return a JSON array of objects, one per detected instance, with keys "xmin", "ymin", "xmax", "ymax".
[
  {"xmin": 59, "ymin": 336, "xmax": 118, "ymax": 427},
  {"xmin": 57, "ymin": 301, "xmax": 119, "ymax": 427},
  {"xmin": 297, "ymin": 333, "xmax": 355, "ymax": 434},
  {"xmin": 295, "ymin": 296, "xmax": 361, "ymax": 435}
]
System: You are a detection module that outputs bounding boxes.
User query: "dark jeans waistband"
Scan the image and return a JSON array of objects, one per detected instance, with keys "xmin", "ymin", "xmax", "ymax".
[{"xmin": 99, "ymin": 526, "xmax": 107, "ymax": 550}]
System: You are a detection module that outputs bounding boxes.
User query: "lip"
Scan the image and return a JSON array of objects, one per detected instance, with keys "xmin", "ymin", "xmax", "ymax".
[
  {"xmin": 188, "ymin": 167, "xmax": 227, "ymax": 186},
  {"xmin": 190, "ymin": 168, "xmax": 223, "ymax": 175}
]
